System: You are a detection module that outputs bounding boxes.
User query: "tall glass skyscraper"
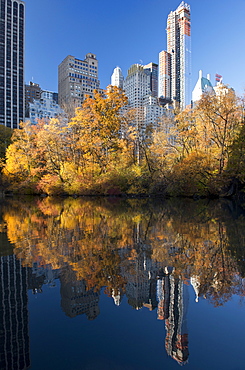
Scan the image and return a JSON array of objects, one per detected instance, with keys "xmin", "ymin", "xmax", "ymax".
[
  {"xmin": 159, "ymin": 2, "xmax": 191, "ymax": 110},
  {"xmin": 0, "ymin": 0, "xmax": 25, "ymax": 128}
]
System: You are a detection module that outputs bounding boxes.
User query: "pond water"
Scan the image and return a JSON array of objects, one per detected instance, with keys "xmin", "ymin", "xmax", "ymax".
[{"xmin": 0, "ymin": 196, "xmax": 245, "ymax": 370}]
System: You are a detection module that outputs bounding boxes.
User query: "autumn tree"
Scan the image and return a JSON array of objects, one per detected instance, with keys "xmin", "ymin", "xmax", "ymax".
[
  {"xmin": 3, "ymin": 121, "xmax": 46, "ymax": 191},
  {"xmin": 148, "ymin": 85, "xmax": 243, "ymax": 196},
  {"xmin": 69, "ymin": 86, "xmax": 128, "ymax": 172},
  {"xmin": 195, "ymin": 86, "xmax": 242, "ymax": 174},
  {"xmin": 226, "ymin": 116, "xmax": 245, "ymax": 186},
  {"xmin": 35, "ymin": 119, "xmax": 72, "ymax": 194},
  {"xmin": 66, "ymin": 85, "xmax": 141, "ymax": 194},
  {"xmin": 3, "ymin": 86, "xmax": 139, "ymax": 195}
]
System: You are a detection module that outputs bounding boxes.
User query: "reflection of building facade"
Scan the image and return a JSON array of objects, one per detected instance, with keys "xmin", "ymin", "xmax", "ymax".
[
  {"xmin": 122, "ymin": 250, "xmax": 158, "ymax": 310},
  {"xmin": 30, "ymin": 262, "xmax": 60, "ymax": 290},
  {"xmin": 157, "ymin": 269, "xmax": 189, "ymax": 365},
  {"xmin": 0, "ymin": 255, "xmax": 30, "ymax": 370},
  {"xmin": 60, "ymin": 269, "xmax": 100, "ymax": 320}
]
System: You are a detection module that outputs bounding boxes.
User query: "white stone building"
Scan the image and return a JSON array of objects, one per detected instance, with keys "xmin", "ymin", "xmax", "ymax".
[
  {"xmin": 111, "ymin": 66, "xmax": 124, "ymax": 89},
  {"xmin": 192, "ymin": 70, "xmax": 214, "ymax": 104},
  {"xmin": 28, "ymin": 90, "xmax": 65, "ymax": 125},
  {"xmin": 123, "ymin": 64, "xmax": 167, "ymax": 132}
]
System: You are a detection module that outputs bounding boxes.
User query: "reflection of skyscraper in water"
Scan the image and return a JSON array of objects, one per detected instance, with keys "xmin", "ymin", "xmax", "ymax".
[
  {"xmin": 124, "ymin": 252, "xmax": 158, "ymax": 310},
  {"xmin": 157, "ymin": 268, "xmax": 171, "ymax": 320},
  {"xmin": 157, "ymin": 268, "xmax": 189, "ymax": 365},
  {"xmin": 60, "ymin": 268, "xmax": 100, "ymax": 320},
  {"xmin": 0, "ymin": 255, "xmax": 30, "ymax": 370}
]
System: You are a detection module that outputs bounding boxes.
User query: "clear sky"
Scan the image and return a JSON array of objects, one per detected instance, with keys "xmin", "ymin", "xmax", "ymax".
[{"xmin": 25, "ymin": 0, "xmax": 245, "ymax": 96}]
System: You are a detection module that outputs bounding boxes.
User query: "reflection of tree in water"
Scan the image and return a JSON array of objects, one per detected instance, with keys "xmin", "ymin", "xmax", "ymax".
[
  {"xmin": 1, "ymin": 196, "xmax": 245, "ymax": 308},
  {"xmin": 2, "ymin": 196, "xmax": 245, "ymax": 366},
  {"xmin": 150, "ymin": 198, "xmax": 245, "ymax": 306}
]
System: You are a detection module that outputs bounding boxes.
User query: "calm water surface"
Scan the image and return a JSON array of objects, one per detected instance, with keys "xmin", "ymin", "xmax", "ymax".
[{"xmin": 0, "ymin": 196, "xmax": 245, "ymax": 370}]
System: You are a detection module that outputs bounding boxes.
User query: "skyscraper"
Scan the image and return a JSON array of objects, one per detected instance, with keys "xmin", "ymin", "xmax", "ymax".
[
  {"xmin": 111, "ymin": 66, "xmax": 124, "ymax": 89},
  {"xmin": 124, "ymin": 64, "xmax": 151, "ymax": 109},
  {"xmin": 158, "ymin": 51, "xmax": 171, "ymax": 101},
  {"xmin": 159, "ymin": 2, "xmax": 191, "ymax": 109},
  {"xmin": 123, "ymin": 63, "xmax": 167, "ymax": 136},
  {"xmin": 143, "ymin": 62, "xmax": 158, "ymax": 98},
  {"xmin": 0, "ymin": 0, "xmax": 25, "ymax": 128}
]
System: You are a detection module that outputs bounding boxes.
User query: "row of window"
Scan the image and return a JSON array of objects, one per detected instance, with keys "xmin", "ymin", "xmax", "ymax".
[
  {"xmin": 69, "ymin": 73, "xmax": 97, "ymax": 81},
  {"xmin": 71, "ymin": 60, "xmax": 97, "ymax": 69}
]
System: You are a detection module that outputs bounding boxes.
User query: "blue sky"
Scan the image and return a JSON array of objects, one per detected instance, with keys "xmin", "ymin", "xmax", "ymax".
[{"xmin": 25, "ymin": 0, "xmax": 245, "ymax": 96}]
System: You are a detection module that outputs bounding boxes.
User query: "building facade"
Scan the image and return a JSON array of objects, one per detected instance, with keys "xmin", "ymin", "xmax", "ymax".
[
  {"xmin": 25, "ymin": 81, "xmax": 41, "ymax": 118},
  {"xmin": 0, "ymin": 0, "xmax": 25, "ymax": 128},
  {"xmin": 159, "ymin": 50, "xmax": 171, "ymax": 101},
  {"xmin": 28, "ymin": 89, "xmax": 65, "ymax": 125},
  {"xmin": 123, "ymin": 64, "xmax": 167, "ymax": 133},
  {"xmin": 58, "ymin": 53, "xmax": 100, "ymax": 116},
  {"xmin": 123, "ymin": 64, "xmax": 151, "ymax": 109},
  {"xmin": 159, "ymin": 2, "xmax": 191, "ymax": 110},
  {"xmin": 192, "ymin": 70, "xmax": 214, "ymax": 104},
  {"xmin": 143, "ymin": 62, "xmax": 158, "ymax": 98}
]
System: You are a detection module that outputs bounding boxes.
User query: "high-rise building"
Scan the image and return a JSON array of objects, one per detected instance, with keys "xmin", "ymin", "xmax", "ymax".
[
  {"xmin": 158, "ymin": 51, "xmax": 171, "ymax": 101},
  {"xmin": 143, "ymin": 62, "xmax": 158, "ymax": 98},
  {"xmin": 123, "ymin": 64, "xmax": 167, "ymax": 133},
  {"xmin": 58, "ymin": 53, "xmax": 100, "ymax": 116},
  {"xmin": 159, "ymin": 2, "xmax": 191, "ymax": 110},
  {"xmin": 0, "ymin": 0, "xmax": 25, "ymax": 128},
  {"xmin": 124, "ymin": 64, "xmax": 151, "ymax": 109},
  {"xmin": 111, "ymin": 66, "xmax": 124, "ymax": 89}
]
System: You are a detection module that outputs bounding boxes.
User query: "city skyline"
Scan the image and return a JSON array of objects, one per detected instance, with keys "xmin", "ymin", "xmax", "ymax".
[{"xmin": 24, "ymin": 0, "xmax": 245, "ymax": 97}]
